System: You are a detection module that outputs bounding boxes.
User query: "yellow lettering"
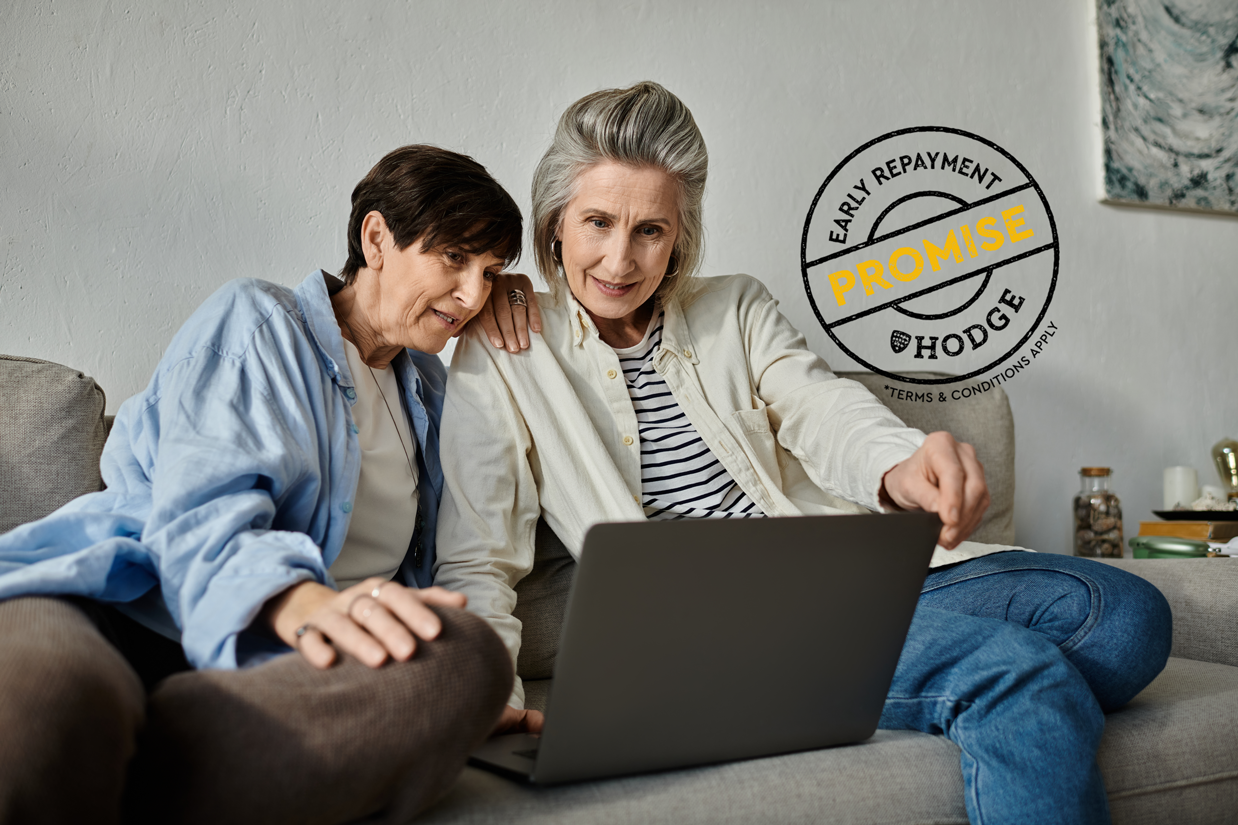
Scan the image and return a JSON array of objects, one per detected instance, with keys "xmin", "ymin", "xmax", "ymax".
[
  {"xmin": 924, "ymin": 230, "xmax": 963, "ymax": 272},
  {"xmin": 857, "ymin": 260, "xmax": 892, "ymax": 295},
  {"xmin": 960, "ymin": 225, "xmax": 978, "ymax": 258},
  {"xmin": 828, "ymin": 269, "xmax": 856, "ymax": 306},
  {"xmin": 1002, "ymin": 205, "xmax": 1034, "ymax": 242},
  {"xmin": 975, "ymin": 216, "xmax": 1004, "ymax": 251},
  {"xmin": 888, "ymin": 247, "xmax": 923, "ymax": 282}
]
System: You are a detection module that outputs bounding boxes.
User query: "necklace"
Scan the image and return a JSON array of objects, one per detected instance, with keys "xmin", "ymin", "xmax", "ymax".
[
  {"xmin": 339, "ymin": 314, "xmax": 416, "ymax": 478},
  {"xmin": 366, "ymin": 363, "xmax": 416, "ymax": 479}
]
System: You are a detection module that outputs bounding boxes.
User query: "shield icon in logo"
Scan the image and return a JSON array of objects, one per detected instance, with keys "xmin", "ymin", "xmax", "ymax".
[{"xmin": 890, "ymin": 330, "xmax": 911, "ymax": 354}]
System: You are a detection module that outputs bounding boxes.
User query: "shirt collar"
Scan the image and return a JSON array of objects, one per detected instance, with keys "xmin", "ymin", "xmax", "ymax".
[
  {"xmin": 294, "ymin": 270, "xmax": 355, "ymax": 390},
  {"xmin": 657, "ymin": 296, "xmax": 700, "ymax": 366},
  {"xmin": 563, "ymin": 289, "xmax": 699, "ymax": 365},
  {"xmin": 563, "ymin": 290, "xmax": 594, "ymax": 349}
]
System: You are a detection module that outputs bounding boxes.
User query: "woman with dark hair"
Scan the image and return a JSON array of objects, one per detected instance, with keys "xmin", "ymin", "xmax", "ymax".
[
  {"xmin": 435, "ymin": 84, "xmax": 1172, "ymax": 824},
  {"xmin": 0, "ymin": 144, "xmax": 528, "ymax": 824}
]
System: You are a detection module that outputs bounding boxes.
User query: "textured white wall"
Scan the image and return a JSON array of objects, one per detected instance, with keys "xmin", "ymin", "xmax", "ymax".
[{"xmin": 3, "ymin": 0, "xmax": 1236, "ymax": 555}]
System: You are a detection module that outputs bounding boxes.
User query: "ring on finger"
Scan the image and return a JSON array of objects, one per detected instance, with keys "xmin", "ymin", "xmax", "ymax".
[
  {"xmin": 371, "ymin": 583, "xmax": 385, "ymax": 601},
  {"xmin": 507, "ymin": 289, "xmax": 527, "ymax": 308},
  {"xmin": 294, "ymin": 622, "xmax": 318, "ymax": 650},
  {"xmin": 347, "ymin": 593, "xmax": 375, "ymax": 621}
]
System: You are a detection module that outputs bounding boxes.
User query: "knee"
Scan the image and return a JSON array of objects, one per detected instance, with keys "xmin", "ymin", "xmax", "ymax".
[
  {"xmin": 431, "ymin": 606, "xmax": 515, "ymax": 714},
  {"xmin": 1118, "ymin": 573, "xmax": 1173, "ymax": 657},
  {"xmin": 0, "ymin": 603, "xmax": 144, "ymax": 823},
  {"xmin": 0, "ymin": 599, "xmax": 145, "ymax": 758},
  {"xmin": 1105, "ymin": 571, "xmax": 1173, "ymax": 697}
]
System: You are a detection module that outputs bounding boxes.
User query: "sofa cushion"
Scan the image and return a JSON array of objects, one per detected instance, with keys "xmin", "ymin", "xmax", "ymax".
[
  {"xmin": 427, "ymin": 729, "xmax": 969, "ymax": 825},
  {"xmin": 1100, "ymin": 657, "xmax": 1238, "ymax": 822},
  {"xmin": 425, "ymin": 657, "xmax": 1238, "ymax": 824},
  {"xmin": 0, "ymin": 355, "xmax": 108, "ymax": 534}
]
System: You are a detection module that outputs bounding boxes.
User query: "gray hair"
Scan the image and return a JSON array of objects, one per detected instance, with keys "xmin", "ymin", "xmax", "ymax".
[{"xmin": 531, "ymin": 81, "xmax": 708, "ymax": 306}]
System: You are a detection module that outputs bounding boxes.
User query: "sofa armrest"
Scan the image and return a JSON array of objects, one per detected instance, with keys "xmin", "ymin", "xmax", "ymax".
[
  {"xmin": 1100, "ymin": 558, "xmax": 1238, "ymax": 668},
  {"xmin": 0, "ymin": 354, "xmax": 108, "ymax": 534}
]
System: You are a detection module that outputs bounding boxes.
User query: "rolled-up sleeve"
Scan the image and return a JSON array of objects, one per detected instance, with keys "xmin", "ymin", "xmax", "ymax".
[{"xmin": 141, "ymin": 351, "xmax": 331, "ymax": 669}]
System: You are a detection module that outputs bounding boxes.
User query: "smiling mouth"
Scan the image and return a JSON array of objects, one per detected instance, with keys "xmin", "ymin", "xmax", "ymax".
[
  {"xmin": 433, "ymin": 309, "xmax": 460, "ymax": 326},
  {"xmin": 591, "ymin": 276, "xmax": 637, "ymax": 296}
]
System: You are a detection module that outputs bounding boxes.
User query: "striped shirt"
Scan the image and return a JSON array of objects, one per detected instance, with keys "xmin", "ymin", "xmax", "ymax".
[{"xmin": 614, "ymin": 311, "xmax": 764, "ymax": 520}]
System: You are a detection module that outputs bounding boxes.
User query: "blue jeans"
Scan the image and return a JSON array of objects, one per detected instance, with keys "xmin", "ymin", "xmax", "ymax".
[{"xmin": 879, "ymin": 551, "xmax": 1172, "ymax": 825}]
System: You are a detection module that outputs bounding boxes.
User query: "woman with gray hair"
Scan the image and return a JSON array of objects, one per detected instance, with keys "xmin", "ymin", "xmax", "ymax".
[{"xmin": 434, "ymin": 81, "xmax": 1169, "ymax": 824}]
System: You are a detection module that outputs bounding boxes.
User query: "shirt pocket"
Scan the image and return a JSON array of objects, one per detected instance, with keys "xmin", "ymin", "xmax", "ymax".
[{"xmin": 731, "ymin": 399, "xmax": 779, "ymax": 477}]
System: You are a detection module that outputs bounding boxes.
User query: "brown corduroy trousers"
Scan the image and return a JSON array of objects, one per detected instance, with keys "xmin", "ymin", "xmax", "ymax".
[{"xmin": 0, "ymin": 596, "xmax": 512, "ymax": 825}]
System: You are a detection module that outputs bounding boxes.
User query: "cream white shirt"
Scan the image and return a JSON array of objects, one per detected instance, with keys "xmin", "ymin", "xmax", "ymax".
[
  {"xmin": 435, "ymin": 274, "xmax": 1015, "ymax": 707},
  {"xmin": 330, "ymin": 339, "xmax": 420, "ymax": 589}
]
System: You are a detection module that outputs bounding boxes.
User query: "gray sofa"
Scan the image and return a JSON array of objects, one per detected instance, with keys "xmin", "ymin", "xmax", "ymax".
[{"xmin": 3, "ymin": 354, "xmax": 1237, "ymax": 824}]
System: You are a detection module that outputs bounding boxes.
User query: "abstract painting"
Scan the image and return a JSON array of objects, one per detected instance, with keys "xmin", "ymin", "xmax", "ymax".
[{"xmin": 1097, "ymin": 0, "xmax": 1238, "ymax": 214}]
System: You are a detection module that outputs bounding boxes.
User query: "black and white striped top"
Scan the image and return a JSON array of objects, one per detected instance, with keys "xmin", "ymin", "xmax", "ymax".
[{"xmin": 615, "ymin": 312, "xmax": 764, "ymax": 520}]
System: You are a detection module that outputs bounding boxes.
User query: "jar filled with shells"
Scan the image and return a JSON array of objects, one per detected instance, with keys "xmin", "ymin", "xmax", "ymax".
[{"xmin": 1074, "ymin": 467, "xmax": 1123, "ymax": 557}]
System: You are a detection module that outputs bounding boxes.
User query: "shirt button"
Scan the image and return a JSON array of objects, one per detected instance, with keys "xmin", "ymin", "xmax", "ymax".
[
  {"xmin": 682, "ymin": 349, "xmax": 692, "ymax": 358},
  {"xmin": 350, "ymin": 423, "xmax": 359, "ymax": 434},
  {"xmin": 344, "ymin": 388, "xmax": 356, "ymax": 400},
  {"xmin": 606, "ymin": 369, "xmax": 618, "ymax": 379},
  {"xmin": 633, "ymin": 495, "xmax": 640, "ymax": 503},
  {"xmin": 341, "ymin": 502, "xmax": 353, "ymax": 513},
  {"xmin": 623, "ymin": 435, "xmax": 634, "ymax": 446}
]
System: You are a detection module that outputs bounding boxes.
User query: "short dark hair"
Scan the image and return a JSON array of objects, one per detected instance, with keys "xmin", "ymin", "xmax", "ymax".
[{"xmin": 340, "ymin": 144, "xmax": 522, "ymax": 284}]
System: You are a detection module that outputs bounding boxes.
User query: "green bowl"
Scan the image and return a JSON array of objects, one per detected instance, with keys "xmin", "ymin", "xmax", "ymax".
[{"xmin": 1128, "ymin": 536, "xmax": 1211, "ymax": 559}]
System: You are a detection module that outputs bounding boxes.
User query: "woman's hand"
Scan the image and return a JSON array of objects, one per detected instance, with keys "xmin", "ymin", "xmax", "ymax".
[
  {"xmin": 492, "ymin": 705, "xmax": 545, "ymax": 737},
  {"xmin": 470, "ymin": 272, "xmax": 542, "ymax": 352},
  {"xmin": 262, "ymin": 578, "xmax": 467, "ymax": 669},
  {"xmin": 880, "ymin": 431, "xmax": 990, "ymax": 550}
]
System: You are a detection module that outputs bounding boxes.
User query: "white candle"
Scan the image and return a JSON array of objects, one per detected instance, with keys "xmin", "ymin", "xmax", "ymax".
[{"xmin": 1163, "ymin": 466, "xmax": 1200, "ymax": 510}]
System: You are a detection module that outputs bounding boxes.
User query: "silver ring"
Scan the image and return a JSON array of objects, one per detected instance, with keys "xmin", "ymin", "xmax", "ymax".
[
  {"xmin": 294, "ymin": 622, "xmax": 317, "ymax": 650},
  {"xmin": 347, "ymin": 593, "xmax": 373, "ymax": 620},
  {"xmin": 508, "ymin": 289, "xmax": 528, "ymax": 308},
  {"xmin": 371, "ymin": 585, "xmax": 384, "ymax": 600}
]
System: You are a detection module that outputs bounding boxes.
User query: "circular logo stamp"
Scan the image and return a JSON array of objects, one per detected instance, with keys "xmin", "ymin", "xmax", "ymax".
[{"xmin": 801, "ymin": 127, "xmax": 1058, "ymax": 386}]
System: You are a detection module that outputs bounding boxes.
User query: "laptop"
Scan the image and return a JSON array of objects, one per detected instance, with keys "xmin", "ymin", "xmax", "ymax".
[{"xmin": 469, "ymin": 511, "xmax": 940, "ymax": 785}]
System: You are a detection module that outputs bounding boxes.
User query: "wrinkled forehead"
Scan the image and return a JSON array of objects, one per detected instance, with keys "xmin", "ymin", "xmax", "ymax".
[{"xmin": 566, "ymin": 162, "xmax": 681, "ymax": 220}]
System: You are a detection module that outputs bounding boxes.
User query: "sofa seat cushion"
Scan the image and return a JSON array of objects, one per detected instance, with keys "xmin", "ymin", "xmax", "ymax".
[
  {"xmin": 0, "ymin": 355, "xmax": 108, "ymax": 534},
  {"xmin": 424, "ymin": 730, "xmax": 969, "ymax": 825},
  {"xmin": 1100, "ymin": 657, "xmax": 1238, "ymax": 823},
  {"xmin": 429, "ymin": 657, "xmax": 1238, "ymax": 824}
]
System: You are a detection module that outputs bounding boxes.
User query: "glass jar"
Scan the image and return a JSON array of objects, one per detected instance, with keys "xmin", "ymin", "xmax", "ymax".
[{"xmin": 1074, "ymin": 467, "xmax": 1123, "ymax": 557}]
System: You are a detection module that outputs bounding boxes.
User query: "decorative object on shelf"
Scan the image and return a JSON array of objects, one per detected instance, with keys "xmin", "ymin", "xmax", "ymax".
[
  {"xmin": 1140, "ymin": 519, "xmax": 1238, "ymax": 541},
  {"xmin": 1163, "ymin": 465, "xmax": 1200, "ymax": 510},
  {"xmin": 1074, "ymin": 467, "xmax": 1123, "ymax": 557},
  {"xmin": 1212, "ymin": 437, "xmax": 1238, "ymax": 500},
  {"xmin": 1129, "ymin": 536, "xmax": 1211, "ymax": 559},
  {"xmin": 1095, "ymin": 0, "xmax": 1238, "ymax": 215}
]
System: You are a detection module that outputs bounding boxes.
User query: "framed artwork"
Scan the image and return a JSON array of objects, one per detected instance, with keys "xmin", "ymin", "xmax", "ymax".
[{"xmin": 1096, "ymin": 0, "xmax": 1238, "ymax": 215}]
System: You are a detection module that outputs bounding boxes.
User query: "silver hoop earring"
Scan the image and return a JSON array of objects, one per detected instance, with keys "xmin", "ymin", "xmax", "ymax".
[
  {"xmin": 552, "ymin": 240, "xmax": 562, "ymax": 264},
  {"xmin": 664, "ymin": 255, "xmax": 679, "ymax": 278}
]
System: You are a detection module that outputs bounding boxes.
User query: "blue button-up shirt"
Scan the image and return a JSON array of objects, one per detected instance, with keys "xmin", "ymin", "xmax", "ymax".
[{"xmin": 0, "ymin": 271, "xmax": 446, "ymax": 669}]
